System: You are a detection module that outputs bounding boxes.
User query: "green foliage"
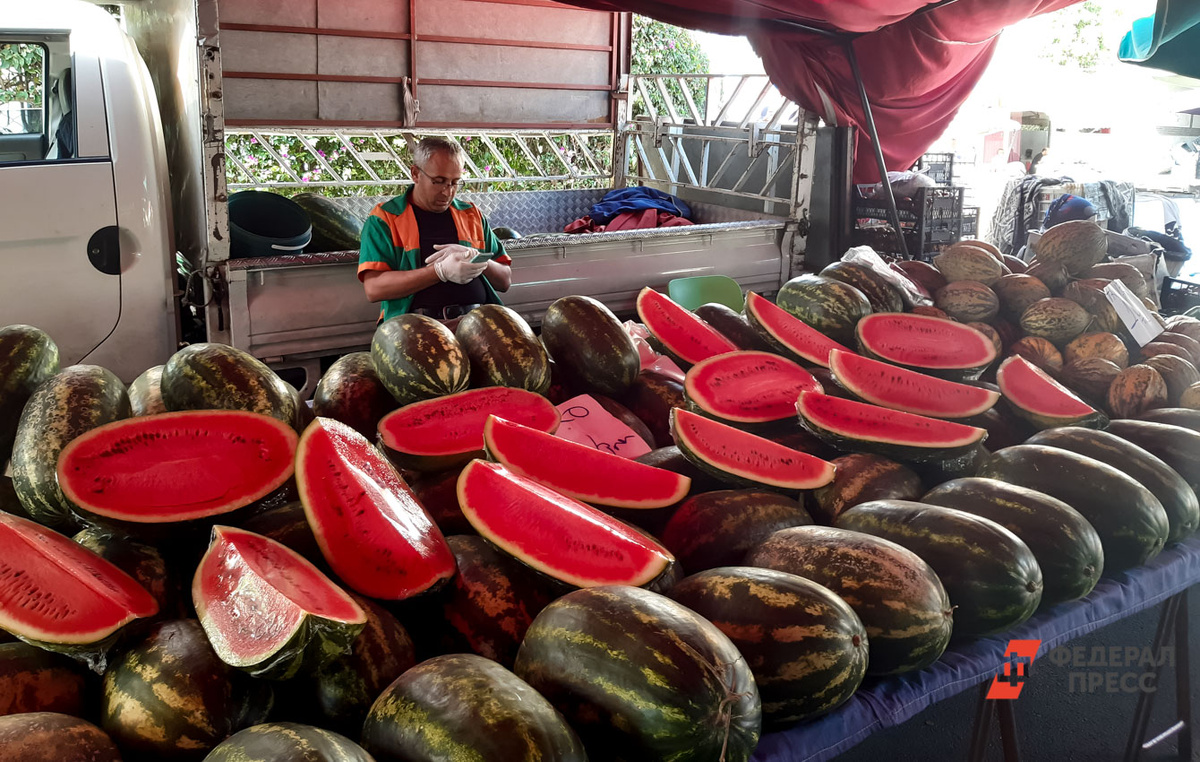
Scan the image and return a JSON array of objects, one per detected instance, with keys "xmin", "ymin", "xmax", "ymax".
[
  {"xmin": 631, "ymin": 15, "xmax": 710, "ymax": 120},
  {"xmin": 0, "ymin": 43, "xmax": 44, "ymax": 134},
  {"xmin": 1040, "ymin": 1, "xmax": 1112, "ymax": 71},
  {"xmin": 225, "ymin": 132, "xmax": 613, "ymax": 198}
]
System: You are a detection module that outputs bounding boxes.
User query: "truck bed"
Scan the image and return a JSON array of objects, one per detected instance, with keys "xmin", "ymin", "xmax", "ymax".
[{"xmin": 223, "ymin": 188, "xmax": 788, "ymax": 385}]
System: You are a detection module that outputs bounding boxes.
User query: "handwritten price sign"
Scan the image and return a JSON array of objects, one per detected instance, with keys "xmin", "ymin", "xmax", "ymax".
[{"xmin": 554, "ymin": 395, "xmax": 652, "ymax": 459}]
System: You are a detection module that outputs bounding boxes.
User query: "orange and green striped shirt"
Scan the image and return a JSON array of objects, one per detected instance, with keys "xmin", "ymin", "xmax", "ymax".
[{"xmin": 357, "ymin": 189, "xmax": 511, "ymax": 322}]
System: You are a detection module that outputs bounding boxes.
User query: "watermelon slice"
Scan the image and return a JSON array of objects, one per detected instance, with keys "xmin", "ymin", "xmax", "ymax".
[
  {"xmin": 744, "ymin": 291, "xmax": 851, "ymax": 367},
  {"xmin": 193, "ymin": 525, "xmax": 367, "ymax": 679},
  {"xmin": 0, "ymin": 511, "xmax": 157, "ymax": 668},
  {"xmin": 635, "ymin": 287, "xmax": 738, "ymax": 366},
  {"xmin": 997, "ymin": 355, "xmax": 1105, "ymax": 430},
  {"xmin": 829, "ymin": 349, "xmax": 999, "ymax": 419},
  {"xmin": 456, "ymin": 460, "xmax": 674, "ymax": 588},
  {"xmin": 377, "ymin": 386, "xmax": 559, "ymax": 472},
  {"xmin": 483, "ymin": 415, "xmax": 690, "ymax": 509},
  {"xmin": 56, "ymin": 410, "xmax": 298, "ymax": 527},
  {"xmin": 671, "ymin": 408, "xmax": 836, "ymax": 490},
  {"xmin": 684, "ymin": 350, "xmax": 823, "ymax": 424},
  {"xmin": 297, "ymin": 418, "xmax": 456, "ymax": 600},
  {"xmin": 796, "ymin": 391, "xmax": 987, "ymax": 462},
  {"xmin": 855, "ymin": 313, "xmax": 996, "ymax": 380}
]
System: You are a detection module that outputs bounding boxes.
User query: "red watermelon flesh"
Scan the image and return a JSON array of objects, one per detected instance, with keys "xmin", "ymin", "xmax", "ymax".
[
  {"xmin": 685, "ymin": 350, "xmax": 823, "ymax": 424},
  {"xmin": 856, "ymin": 313, "xmax": 996, "ymax": 372},
  {"xmin": 456, "ymin": 460, "xmax": 673, "ymax": 588},
  {"xmin": 671, "ymin": 408, "xmax": 837, "ymax": 490},
  {"xmin": 377, "ymin": 386, "xmax": 558, "ymax": 462},
  {"xmin": 483, "ymin": 415, "xmax": 690, "ymax": 509},
  {"xmin": 194, "ymin": 525, "xmax": 366, "ymax": 677},
  {"xmin": 635, "ymin": 287, "xmax": 738, "ymax": 366},
  {"xmin": 745, "ymin": 291, "xmax": 851, "ymax": 367},
  {"xmin": 796, "ymin": 391, "xmax": 986, "ymax": 450},
  {"xmin": 298, "ymin": 418, "xmax": 456, "ymax": 600},
  {"xmin": 57, "ymin": 410, "xmax": 298, "ymax": 524},
  {"xmin": 0, "ymin": 511, "xmax": 158, "ymax": 646},
  {"xmin": 997, "ymin": 355, "xmax": 1098, "ymax": 419},
  {"xmin": 829, "ymin": 349, "xmax": 999, "ymax": 419}
]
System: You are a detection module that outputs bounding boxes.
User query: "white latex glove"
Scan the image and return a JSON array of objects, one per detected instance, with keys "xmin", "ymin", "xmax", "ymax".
[
  {"xmin": 434, "ymin": 246, "xmax": 488, "ymax": 284},
  {"xmin": 424, "ymin": 248, "xmax": 452, "ymax": 265}
]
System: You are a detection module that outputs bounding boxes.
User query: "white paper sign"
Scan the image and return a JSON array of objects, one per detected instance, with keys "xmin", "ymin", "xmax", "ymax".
[
  {"xmin": 554, "ymin": 394, "xmax": 652, "ymax": 459},
  {"xmin": 1103, "ymin": 280, "xmax": 1163, "ymax": 348}
]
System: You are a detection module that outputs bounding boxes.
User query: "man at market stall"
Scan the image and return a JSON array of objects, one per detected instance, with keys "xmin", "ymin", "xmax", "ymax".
[{"xmin": 357, "ymin": 137, "xmax": 512, "ymax": 326}]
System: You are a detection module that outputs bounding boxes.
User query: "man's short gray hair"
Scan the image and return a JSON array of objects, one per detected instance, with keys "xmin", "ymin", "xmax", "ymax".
[{"xmin": 413, "ymin": 136, "xmax": 464, "ymax": 168}]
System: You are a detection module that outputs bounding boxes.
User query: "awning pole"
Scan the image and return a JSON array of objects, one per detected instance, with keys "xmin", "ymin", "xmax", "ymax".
[{"xmin": 845, "ymin": 38, "xmax": 909, "ymax": 259}]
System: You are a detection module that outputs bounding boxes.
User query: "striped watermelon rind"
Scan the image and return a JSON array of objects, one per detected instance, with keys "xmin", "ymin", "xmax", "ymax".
[
  {"xmin": 685, "ymin": 350, "xmax": 822, "ymax": 425},
  {"xmin": 206, "ymin": 723, "xmax": 375, "ymax": 762},
  {"xmin": 978, "ymin": 445, "xmax": 1169, "ymax": 573},
  {"xmin": 672, "ymin": 407, "xmax": 837, "ymax": 490},
  {"xmin": 363, "ymin": 654, "xmax": 586, "ymax": 761},
  {"xmin": 371, "ymin": 314, "xmax": 471, "ymax": 407},
  {"xmin": 745, "ymin": 525, "xmax": 953, "ymax": 676},
  {"xmin": 378, "ymin": 386, "xmax": 559, "ymax": 472},
  {"xmin": 635, "ymin": 287, "xmax": 739, "ymax": 367},
  {"xmin": 922, "ymin": 477, "xmax": 1103, "ymax": 605},
  {"xmin": 483, "ymin": 415, "xmax": 690, "ymax": 509},
  {"xmin": 456, "ymin": 460, "xmax": 673, "ymax": 588},
  {"xmin": 160, "ymin": 343, "xmax": 297, "ymax": 426},
  {"xmin": 855, "ymin": 312, "xmax": 996, "ymax": 380},
  {"xmin": 829, "ymin": 349, "xmax": 999, "ymax": 419},
  {"xmin": 997, "ymin": 355, "xmax": 1106, "ymax": 430},
  {"xmin": 668, "ymin": 566, "xmax": 868, "ymax": 727},
  {"xmin": 660, "ymin": 489, "xmax": 813, "ymax": 573},
  {"xmin": 0, "ymin": 324, "xmax": 59, "ymax": 464},
  {"xmin": 796, "ymin": 391, "xmax": 987, "ymax": 463},
  {"xmin": 313, "ymin": 352, "xmax": 397, "ymax": 441},
  {"xmin": 293, "ymin": 192, "xmax": 365, "ymax": 252},
  {"xmin": 776, "ymin": 274, "xmax": 872, "ymax": 346},
  {"xmin": 744, "ymin": 291, "xmax": 852, "ymax": 367},
  {"xmin": 455, "ymin": 304, "xmax": 552, "ymax": 395},
  {"xmin": 11, "ymin": 365, "xmax": 130, "ymax": 530},
  {"xmin": 541, "ymin": 295, "xmax": 640, "ymax": 395},
  {"xmin": 835, "ymin": 500, "xmax": 1044, "ymax": 637},
  {"xmin": 513, "ymin": 585, "xmax": 761, "ymax": 761},
  {"xmin": 193, "ymin": 526, "xmax": 367, "ymax": 680}
]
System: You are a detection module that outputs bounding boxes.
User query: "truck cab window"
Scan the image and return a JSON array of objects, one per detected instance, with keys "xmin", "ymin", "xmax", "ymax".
[{"xmin": 0, "ymin": 42, "xmax": 50, "ymax": 163}]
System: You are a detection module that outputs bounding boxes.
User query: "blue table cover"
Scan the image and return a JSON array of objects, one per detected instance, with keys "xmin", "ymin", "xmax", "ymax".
[{"xmin": 753, "ymin": 536, "xmax": 1200, "ymax": 762}]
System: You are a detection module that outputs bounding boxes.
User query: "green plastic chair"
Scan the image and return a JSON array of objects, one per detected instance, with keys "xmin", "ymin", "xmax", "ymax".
[{"xmin": 667, "ymin": 275, "xmax": 744, "ymax": 311}]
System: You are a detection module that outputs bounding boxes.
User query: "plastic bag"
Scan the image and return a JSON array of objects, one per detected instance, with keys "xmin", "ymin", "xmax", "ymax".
[
  {"xmin": 841, "ymin": 245, "xmax": 933, "ymax": 308},
  {"xmin": 622, "ymin": 321, "xmax": 685, "ymax": 383}
]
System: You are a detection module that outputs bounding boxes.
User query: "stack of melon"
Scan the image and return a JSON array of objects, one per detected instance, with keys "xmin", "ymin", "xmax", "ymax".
[{"xmin": 3, "ymin": 224, "xmax": 1200, "ymax": 762}]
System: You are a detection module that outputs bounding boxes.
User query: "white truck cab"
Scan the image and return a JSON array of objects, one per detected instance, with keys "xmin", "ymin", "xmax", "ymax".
[{"xmin": 0, "ymin": 1, "xmax": 176, "ymax": 381}]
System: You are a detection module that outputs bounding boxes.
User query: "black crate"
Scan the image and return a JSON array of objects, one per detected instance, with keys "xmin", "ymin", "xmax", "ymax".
[
  {"xmin": 916, "ymin": 152, "xmax": 955, "ymax": 185},
  {"xmin": 962, "ymin": 206, "xmax": 979, "ymax": 238},
  {"xmin": 852, "ymin": 186, "xmax": 965, "ymax": 259},
  {"xmin": 1161, "ymin": 277, "xmax": 1200, "ymax": 316}
]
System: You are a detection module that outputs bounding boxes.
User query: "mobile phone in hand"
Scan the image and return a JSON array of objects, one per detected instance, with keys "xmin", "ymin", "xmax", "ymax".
[{"xmin": 471, "ymin": 252, "xmax": 492, "ymax": 264}]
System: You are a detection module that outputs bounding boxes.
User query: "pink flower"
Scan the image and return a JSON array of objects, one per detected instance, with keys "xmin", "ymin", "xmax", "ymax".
[
  {"xmin": 249, "ymin": 137, "xmax": 258, "ymax": 144},
  {"xmin": 317, "ymin": 150, "xmax": 326, "ymax": 158}
]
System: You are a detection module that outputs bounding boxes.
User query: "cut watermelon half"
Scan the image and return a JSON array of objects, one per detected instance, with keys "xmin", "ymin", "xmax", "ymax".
[
  {"xmin": 57, "ymin": 410, "xmax": 298, "ymax": 526},
  {"xmin": 483, "ymin": 415, "xmax": 690, "ymax": 509},
  {"xmin": 828, "ymin": 349, "xmax": 999, "ymax": 419},
  {"xmin": 684, "ymin": 350, "xmax": 823, "ymax": 424},
  {"xmin": 377, "ymin": 386, "xmax": 559, "ymax": 472},
  {"xmin": 297, "ymin": 418, "xmax": 456, "ymax": 600},
  {"xmin": 796, "ymin": 391, "xmax": 987, "ymax": 462},
  {"xmin": 744, "ymin": 291, "xmax": 851, "ymax": 367},
  {"xmin": 635, "ymin": 287, "xmax": 739, "ymax": 366},
  {"xmin": 0, "ymin": 511, "xmax": 157, "ymax": 665},
  {"xmin": 997, "ymin": 355, "xmax": 1105, "ymax": 430},
  {"xmin": 456, "ymin": 460, "xmax": 674, "ymax": 588},
  {"xmin": 193, "ymin": 525, "xmax": 366, "ymax": 679},
  {"xmin": 671, "ymin": 407, "xmax": 836, "ymax": 490},
  {"xmin": 855, "ymin": 313, "xmax": 996, "ymax": 380}
]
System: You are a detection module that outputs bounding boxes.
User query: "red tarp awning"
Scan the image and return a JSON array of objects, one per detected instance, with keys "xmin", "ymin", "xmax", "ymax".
[{"xmin": 560, "ymin": 0, "xmax": 1082, "ymax": 182}]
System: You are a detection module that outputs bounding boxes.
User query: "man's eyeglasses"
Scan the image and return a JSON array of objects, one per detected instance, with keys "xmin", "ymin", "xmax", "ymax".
[{"xmin": 415, "ymin": 166, "xmax": 466, "ymax": 190}]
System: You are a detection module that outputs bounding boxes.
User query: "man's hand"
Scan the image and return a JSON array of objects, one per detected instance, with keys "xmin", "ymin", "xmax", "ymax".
[{"xmin": 431, "ymin": 245, "xmax": 487, "ymax": 284}]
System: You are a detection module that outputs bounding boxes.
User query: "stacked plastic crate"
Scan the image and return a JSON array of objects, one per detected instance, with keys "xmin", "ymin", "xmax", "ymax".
[{"xmin": 852, "ymin": 152, "xmax": 969, "ymax": 260}]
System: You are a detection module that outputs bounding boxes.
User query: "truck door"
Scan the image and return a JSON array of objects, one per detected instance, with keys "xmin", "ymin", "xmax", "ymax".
[{"xmin": 0, "ymin": 41, "xmax": 121, "ymax": 367}]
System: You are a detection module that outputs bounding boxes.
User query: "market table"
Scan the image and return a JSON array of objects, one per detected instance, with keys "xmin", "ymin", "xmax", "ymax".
[{"xmin": 753, "ymin": 536, "xmax": 1200, "ymax": 762}]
